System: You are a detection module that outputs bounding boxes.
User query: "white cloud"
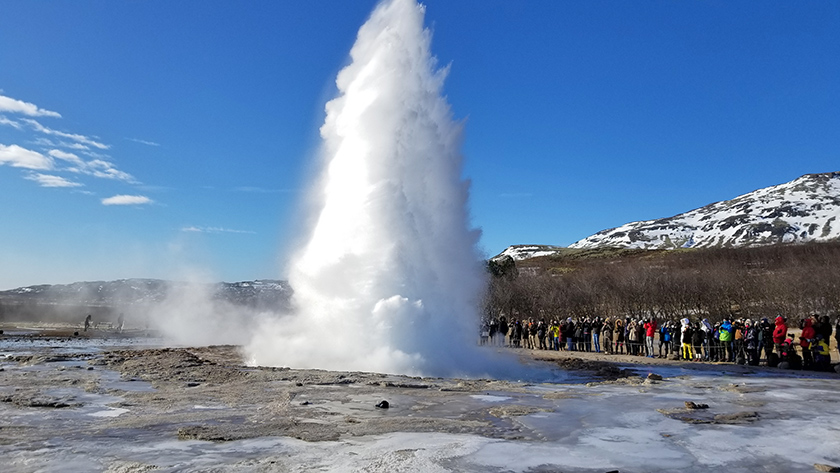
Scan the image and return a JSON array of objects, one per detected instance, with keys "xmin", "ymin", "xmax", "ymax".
[
  {"xmin": 127, "ymin": 137, "xmax": 160, "ymax": 147},
  {"xmin": 47, "ymin": 149, "xmax": 136, "ymax": 183},
  {"xmin": 0, "ymin": 115, "xmax": 22, "ymax": 129},
  {"xmin": 101, "ymin": 194, "xmax": 152, "ymax": 206},
  {"xmin": 48, "ymin": 149, "xmax": 85, "ymax": 166},
  {"xmin": 61, "ymin": 142, "xmax": 90, "ymax": 151},
  {"xmin": 0, "ymin": 94, "xmax": 61, "ymax": 118},
  {"xmin": 85, "ymin": 159, "xmax": 135, "ymax": 182},
  {"xmin": 0, "ymin": 144, "xmax": 54, "ymax": 170},
  {"xmin": 24, "ymin": 172, "xmax": 83, "ymax": 188},
  {"xmin": 181, "ymin": 226, "xmax": 256, "ymax": 234},
  {"xmin": 22, "ymin": 118, "xmax": 109, "ymax": 150}
]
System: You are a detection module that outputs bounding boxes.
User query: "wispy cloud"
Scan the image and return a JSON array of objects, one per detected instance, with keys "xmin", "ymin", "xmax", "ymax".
[
  {"xmin": 181, "ymin": 226, "xmax": 256, "ymax": 234},
  {"xmin": 2, "ymin": 93, "xmax": 143, "ymax": 202},
  {"xmin": 101, "ymin": 194, "xmax": 152, "ymax": 206},
  {"xmin": 33, "ymin": 137, "xmax": 90, "ymax": 151},
  {"xmin": 0, "ymin": 144, "xmax": 54, "ymax": 170},
  {"xmin": 127, "ymin": 137, "xmax": 160, "ymax": 147},
  {"xmin": 22, "ymin": 118, "xmax": 109, "ymax": 150},
  {"xmin": 83, "ymin": 159, "xmax": 135, "ymax": 182},
  {"xmin": 0, "ymin": 94, "xmax": 61, "ymax": 118},
  {"xmin": 24, "ymin": 172, "xmax": 83, "ymax": 188},
  {"xmin": 48, "ymin": 149, "xmax": 136, "ymax": 183},
  {"xmin": 48, "ymin": 149, "xmax": 85, "ymax": 166},
  {"xmin": 0, "ymin": 115, "xmax": 22, "ymax": 129}
]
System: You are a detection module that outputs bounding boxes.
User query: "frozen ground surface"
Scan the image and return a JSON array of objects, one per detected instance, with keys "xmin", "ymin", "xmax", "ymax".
[{"xmin": 1, "ymin": 336, "xmax": 839, "ymax": 473}]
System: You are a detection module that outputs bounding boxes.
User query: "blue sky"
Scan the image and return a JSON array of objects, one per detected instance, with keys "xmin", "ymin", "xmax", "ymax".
[{"xmin": 1, "ymin": 1, "xmax": 838, "ymax": 289}]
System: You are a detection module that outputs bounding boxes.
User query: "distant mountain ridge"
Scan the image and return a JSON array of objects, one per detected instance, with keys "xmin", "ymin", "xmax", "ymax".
[
  {"xmin": 0, "ymin": 279, "xmax": 293, "ymax": 316},
  {"xmin": 496, "ymin": 172, "xmax": 840, "ymax": 260},
  {"xmin": 571, "ymin": 172, "xmax": 840, "ymax": 250}
]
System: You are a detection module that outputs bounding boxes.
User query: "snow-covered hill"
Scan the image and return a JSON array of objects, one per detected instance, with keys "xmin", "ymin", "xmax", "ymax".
[
  {"xmin": 571, "ymin": 172, "xmax": 840, "ymax": 250},
  {"xmin": 494, "ymin": 245, "xmax": 565, "ymax": 261}
]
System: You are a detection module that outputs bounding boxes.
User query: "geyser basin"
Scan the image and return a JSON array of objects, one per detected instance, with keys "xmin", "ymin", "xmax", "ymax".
[{"xmin": 246, "ymin": 0, "xmax": 510, "ymax": 377}]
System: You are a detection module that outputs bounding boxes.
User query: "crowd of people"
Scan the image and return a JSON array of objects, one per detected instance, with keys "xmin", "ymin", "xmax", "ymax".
[{"xmin": 482, "ymin": 313, "xmax": 839, "ymax": 371}]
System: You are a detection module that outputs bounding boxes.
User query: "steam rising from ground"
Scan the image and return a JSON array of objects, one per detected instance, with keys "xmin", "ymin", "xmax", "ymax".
[
  {"xmin": 148, "ymin": 282, "xmax": 256, "ymax": 347},
  {"xmin": 246, "ymin": 0, "xmax": 502, "ymax": 377}
]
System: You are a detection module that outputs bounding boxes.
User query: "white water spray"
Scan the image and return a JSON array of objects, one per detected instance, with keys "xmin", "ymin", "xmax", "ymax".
[{"xmin": 247, "ymin": 0, "xmax": 502, "ymax": 377}]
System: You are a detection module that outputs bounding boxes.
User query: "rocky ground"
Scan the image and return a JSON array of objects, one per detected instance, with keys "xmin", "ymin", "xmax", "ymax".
[{"xmin": 2, "ymin": 325, "xmax": 840, "ymax": 472}]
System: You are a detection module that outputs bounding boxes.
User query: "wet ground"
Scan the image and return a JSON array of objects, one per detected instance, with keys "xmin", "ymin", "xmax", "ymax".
[{"xmin": 2, "ymin": 327, "xmax": 840, "ymax": 472}]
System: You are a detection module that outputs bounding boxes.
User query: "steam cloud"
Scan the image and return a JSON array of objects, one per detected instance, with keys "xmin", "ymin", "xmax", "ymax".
[{"xmin": 245, "ymin": 0, "xmax": 505, "ymax": 377}]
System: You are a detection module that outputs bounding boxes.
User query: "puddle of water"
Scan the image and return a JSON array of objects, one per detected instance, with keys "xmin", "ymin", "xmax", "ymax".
[
  {"xmin": 89, "ymin": 407, "xmax": 130, "ymax": 418},
  {"xmin": 0, "ymin": 336, "xmax": 166, "ymax": 357},
  {"xmin": 469, "ymin": 395, "xmax": 510, "ymax": 402},
  {"xmin": 98, "ymin": 368, "xmax": 156, "ymax": 393}
]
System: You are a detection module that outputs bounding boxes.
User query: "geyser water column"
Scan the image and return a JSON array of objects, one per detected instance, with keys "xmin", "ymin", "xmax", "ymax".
[{"xmin": 246, "ymin": 0, "xmax": 492, "ymax": 377}]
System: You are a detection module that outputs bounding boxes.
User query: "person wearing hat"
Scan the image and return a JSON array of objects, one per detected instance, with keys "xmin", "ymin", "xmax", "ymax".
[
  {"xmin": 719, "ymin": 318, "xmax": 734, "ymax": 362},
  {"xmin": 799, "ymin": 316, "xmax": 816, "ymax": 370},
  {"xmin": 812, "ymin": 335, "xmax": 831, "ymax": 371},
  {"xmin": 772, "ymin": 316, "xmax": 788, "ymax": 355},
  {"xmin": 744, "ymin": 319, "xmax": 759, "ymax": 366},
  {"xmin": 758, "ymin": 317, "xmax": 773, "ymax": 362}
]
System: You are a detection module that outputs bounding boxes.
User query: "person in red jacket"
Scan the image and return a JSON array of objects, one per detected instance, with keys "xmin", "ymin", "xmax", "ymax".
[
  {"xmin": 644, "ymin": 318, "xmax": 657, "ymax": 358},
  {"xmin": 799, "ymin": 317, "xmax": 816, "ymax": 369},
  {"xmin": 772, "ymin": 316, "xmax": 787, "ymax": 354}
]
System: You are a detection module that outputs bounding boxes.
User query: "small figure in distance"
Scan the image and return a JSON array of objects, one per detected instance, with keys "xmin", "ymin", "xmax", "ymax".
[{"xmin": 84, "ymin": 314, "xmax": 92, "ymax": 332}]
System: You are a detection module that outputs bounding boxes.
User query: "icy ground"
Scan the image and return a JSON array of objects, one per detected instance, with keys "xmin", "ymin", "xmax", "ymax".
[{"xmin": 1, "ymin": 338, "xmax": 839, "ymax": 472}]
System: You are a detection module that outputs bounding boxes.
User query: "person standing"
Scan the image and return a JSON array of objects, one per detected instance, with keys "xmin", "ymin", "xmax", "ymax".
[
  {"xmin": 575, "ymin": 320, "xmax": 585, "ymax": 351},
  {"xmin": 719, "ymin": 318, "xmax": 734, "ymax": 362},
  {"xmin": 835, "ymin": 317, "xmax": 840, "ymax": 356},
  {"xmin": 84, "ymin": 314, "xmax": 92, "ymax": 332},
  {"xmin": 582, "ymin": 318, "xmax": 592, "ymax": 352},
  {"xmin": 565, "ymin": 318, "xmax": 576, "ymax": 351},
  {"xmin": 818, "ymin": 315, "xmax": 832, "ymax": 350},
  {"xmin": 613, "ymin": 318, "xmax": 625, "ymax": 354},
  {"xmin": 658, "ymin": 323, "xmax": 671, "ymax": 358},
  {"xmin": 800, "ymin": 317, "xmax": 816, "ymax": 370},
  {"xmin": 759, "ymin": 317, "xmax": 774, "ymax": 362},
  {"xmin": 692, "ymin": 322, "xmax": 705, "ymax": 361},
  {"xmin": 701, "ymin": 318, "xmax": 713, "ymax": 361},
  {"xmin": 626, "ymin": 319, "xmax": 638, "ymax": 355},
  {"xmin": 537, "ymin": 319, "xmax": 547, "ymax": 350},
  {"xmin": 644, "ymin": 318, "xmax": 657, "ymax": 358},
  {"xmin": 601, "ymin": 318, "xmax": 613, "ymax": 354},
  {"xmin": 489, "ymin": 318, "xmax": 498, "ymax": 346},
  {"xmin": 773, "ymin": 316, "xmax": 788, "ymax": 355},
  {"xmin": 680, "ymin": 318, "xmax": 694, "ymax": 361},
  {"xmin": 499, "ymin": 317, "xmax": 509, "ymax": 347},
  {"xmin": 592, "ymin": 317, "xmax": 602, "ymax": 353},
  {"xmin": 744, "ymin": 319, "xmax": 760, "ymax": 366}
]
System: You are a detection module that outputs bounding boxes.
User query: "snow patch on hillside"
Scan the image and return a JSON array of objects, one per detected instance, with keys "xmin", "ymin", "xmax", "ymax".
[{"xmin": 571, "ymin": 172, "xmax": 840, "ymax": 250}]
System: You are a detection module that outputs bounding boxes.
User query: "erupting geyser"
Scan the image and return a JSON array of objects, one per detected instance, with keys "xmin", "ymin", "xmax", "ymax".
[{"xmin": 246, "ymin": 0, "xmax": 498, "ymax": 377}]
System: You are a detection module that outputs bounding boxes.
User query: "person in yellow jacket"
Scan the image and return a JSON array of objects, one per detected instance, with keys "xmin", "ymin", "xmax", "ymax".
[
  {"xmin": 680, "ymin": 318, "xmax": 694, "ymax": 361},
  {"xmin": 811, "ymin": 335, "xmax": 831, "ymax": 371},
  {"xmin": 549, "ymin": 321, "xmax": 560, "ymax": 351}
]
